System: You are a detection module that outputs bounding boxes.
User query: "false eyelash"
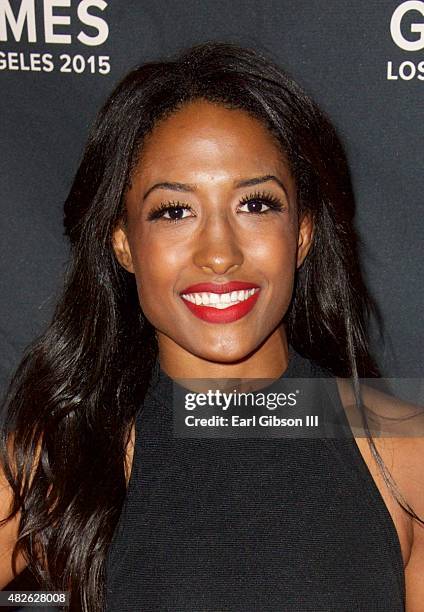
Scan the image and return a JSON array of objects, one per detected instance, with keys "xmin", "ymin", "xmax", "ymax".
[
  {"xmin": 147, "ymin": 200, "xmax": 192, "ymax": 222},
  {"xmin": 239, "ymin": 190, "xmax": 285, "ymax": 211},
  {"xmin": 147, "ymin": 190, "xmax": 285, "ymax": 224}
]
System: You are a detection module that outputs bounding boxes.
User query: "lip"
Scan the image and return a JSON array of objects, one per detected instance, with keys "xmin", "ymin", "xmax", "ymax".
[
  {"xmin": 179, "ymin": 283, "xmax": 261, "ymax": 324},
  {"xmin": 180, "ymin": 281, "xmax": 260, "ymax": 295}
]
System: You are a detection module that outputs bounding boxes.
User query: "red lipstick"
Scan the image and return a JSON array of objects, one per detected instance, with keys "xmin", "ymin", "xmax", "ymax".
[{"xmin": 179, "ymin": 281, "xmax": 261, "ymax": 324}]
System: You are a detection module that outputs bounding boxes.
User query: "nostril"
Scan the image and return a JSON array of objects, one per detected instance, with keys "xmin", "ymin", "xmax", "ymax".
[{"xmin": 199, "ymin": 261, "xmax": 241, "ymax": 276}]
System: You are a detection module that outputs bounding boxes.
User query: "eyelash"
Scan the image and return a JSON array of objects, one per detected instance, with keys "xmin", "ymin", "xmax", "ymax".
[{"xmin": 147, "ymin": 190, "xmax": 285, "ymax": 224}]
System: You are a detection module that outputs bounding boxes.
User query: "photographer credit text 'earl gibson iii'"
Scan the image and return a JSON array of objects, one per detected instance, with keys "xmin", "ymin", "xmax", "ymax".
[{"xmin": 172, "ymin": 382, "xmax": 327, "ymax": 439}]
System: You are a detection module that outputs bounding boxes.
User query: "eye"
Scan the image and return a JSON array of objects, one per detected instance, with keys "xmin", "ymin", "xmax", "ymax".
[
  {"xmin": 147, "ymin": 201, "xmax": 194, "ymax": 223},
  {"xmin": 238, "ymin": 191, "xmax": 285, "ymax": 214},
  {"xmin": 147, "ymin": 190, "xmax": 285, "ymax": 224}
]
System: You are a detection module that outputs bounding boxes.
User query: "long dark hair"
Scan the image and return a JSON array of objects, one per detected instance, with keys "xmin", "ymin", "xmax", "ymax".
[{"xmin": 0, "ymin": 41, "xmax": 413, "ymax": 611}]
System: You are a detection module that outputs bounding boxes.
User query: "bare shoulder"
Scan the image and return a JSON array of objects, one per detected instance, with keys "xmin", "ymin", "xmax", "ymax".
[
  {"xmin": 336, "ymin": 378, "xmax": 424, "ymax": 610},
  {"xmin": 336, "ymin": 377, "xmax": 424, "ymax": 517},
  {"xmin": 0, "ymin": 434, "xmax": 32, "ymax": 589},
  {"xmin": 335, "ymin": 378, "xmax": 424, "ymax": 437},
  {"xmin": 124, "ymin": 421, "xmax": 136, "ymax": 487}
]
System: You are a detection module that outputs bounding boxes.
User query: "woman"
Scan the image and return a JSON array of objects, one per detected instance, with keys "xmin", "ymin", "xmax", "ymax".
[{"xmin": 1, "ymin": 42, "xmax": 423, "ymax": 611}]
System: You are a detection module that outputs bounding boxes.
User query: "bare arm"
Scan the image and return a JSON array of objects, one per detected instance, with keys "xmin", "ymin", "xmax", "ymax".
[
  {"xmin": 396, "ymin": 437, "xmax": 424, "ymax": 612},
  {"xmin": 0, "ymin": 463, "xmax": 28, "ymax": 589},
  {"xmin": 336, "ymin": 378, "xmax": 424, "ymax": 609},
  {"xmin": 0, "ymin": 420, "xmax": 135, "ymax": 591}
]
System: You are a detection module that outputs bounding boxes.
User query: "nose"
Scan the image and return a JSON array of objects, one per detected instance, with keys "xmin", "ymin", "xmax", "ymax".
[{"xmin": 193, "ymin": 211, "xmax": 244, "ymax": 276}]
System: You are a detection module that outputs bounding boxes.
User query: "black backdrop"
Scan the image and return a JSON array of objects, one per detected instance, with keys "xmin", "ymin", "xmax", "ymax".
[{"xmin": 1, "ymin": 0, "xmax": 423, "ymax": 399}]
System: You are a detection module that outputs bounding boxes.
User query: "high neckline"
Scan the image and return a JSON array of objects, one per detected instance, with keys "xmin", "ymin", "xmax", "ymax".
[{"xmin": 146, "ymin": 345, "xmax": 322, "ymax": 403}]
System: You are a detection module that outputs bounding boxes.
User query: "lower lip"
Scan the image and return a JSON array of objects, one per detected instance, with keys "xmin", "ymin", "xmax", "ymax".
[{"xmin": 180, "ymin": 291, "xmax": 260, "ymax": 323}]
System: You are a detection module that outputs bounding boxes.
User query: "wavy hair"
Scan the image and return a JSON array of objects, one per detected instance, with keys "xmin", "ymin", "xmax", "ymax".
[{"xmin": 0, "ymin": 41, "xmax": 412, "ymax": 611}]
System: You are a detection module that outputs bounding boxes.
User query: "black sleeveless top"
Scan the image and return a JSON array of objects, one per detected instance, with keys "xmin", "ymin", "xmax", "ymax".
[{"xmin": 105, "ymin": 350, "xmax": 405, "ymax": 611}]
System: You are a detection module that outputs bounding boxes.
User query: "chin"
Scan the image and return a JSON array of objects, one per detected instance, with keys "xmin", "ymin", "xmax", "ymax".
[{"xmin": 191, "ymin": 341, "xmax": 260, "ymax": 366}]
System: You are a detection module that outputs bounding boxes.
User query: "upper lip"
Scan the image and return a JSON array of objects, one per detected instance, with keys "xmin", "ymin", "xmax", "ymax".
[{"xmin": 180, "ymin": 281, "xmax": 260, "ymax": 295}]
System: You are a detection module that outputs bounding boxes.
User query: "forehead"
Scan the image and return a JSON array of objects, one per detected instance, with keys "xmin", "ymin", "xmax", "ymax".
[{"xmin": 132, "ymin": 100, "xmax": 292, "ymax": 184}]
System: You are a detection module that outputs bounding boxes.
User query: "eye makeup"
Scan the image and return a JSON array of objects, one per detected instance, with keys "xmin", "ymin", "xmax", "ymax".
[
  {"xmin": 147, "ymin": 200, "xmax": 192, "ymax": 222},
  {"xmin": 146, "ymin": 190, "xmax": 286, "ymax": 224},
  {"xmin": 239, "ymin": 190, "xmax": 285, "ymax": 213}
]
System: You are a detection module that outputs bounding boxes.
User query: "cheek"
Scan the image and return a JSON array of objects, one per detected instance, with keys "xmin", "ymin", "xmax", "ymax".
[
  {"xmin": 252, "ymin": 224, "xmax": 298, "ymax": 280},
  {"xmin": 128, "ymin": 231, "xmax": 187, "ymax": 312}
]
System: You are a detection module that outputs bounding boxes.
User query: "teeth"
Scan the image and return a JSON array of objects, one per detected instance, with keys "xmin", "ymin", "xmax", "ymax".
[{"xmin": 181, "ymin": 288, "xmax": 258, "ymax": 308}]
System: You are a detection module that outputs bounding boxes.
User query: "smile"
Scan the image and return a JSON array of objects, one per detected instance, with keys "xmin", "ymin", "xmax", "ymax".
[
  {"xmin": 181, "ymin": 288, "xmax": 258, "ymax": 308},
  {"xmin": 180, "ymin": 288, "xmax": 261, "ymax": 323}
]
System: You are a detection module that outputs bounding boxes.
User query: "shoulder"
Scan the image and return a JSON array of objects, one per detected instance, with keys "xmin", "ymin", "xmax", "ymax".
[
  {"xmin": 0, "ymin": 433, "xmax": 34, "ymax": 588},
  {"xmin": 336, "ymin": 378, "xmax": 424, "ymax": 610},
  {"xmin": 335, "ymin": 378, "xmax": 424, "ymax": 508},
  {"xmin": 124, "ymin": 421, "xmax": 136, "ymax": 487}
]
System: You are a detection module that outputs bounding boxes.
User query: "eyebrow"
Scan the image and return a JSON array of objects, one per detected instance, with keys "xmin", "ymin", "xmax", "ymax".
[{"xmin": 142, "ymin": 174, "xmax": 289, "ymax": 201}]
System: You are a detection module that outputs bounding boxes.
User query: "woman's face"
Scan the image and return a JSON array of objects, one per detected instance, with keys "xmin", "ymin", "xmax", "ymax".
[{"xmin": 113, "ymin": 99, "xmax": 313, "ymax": 375}]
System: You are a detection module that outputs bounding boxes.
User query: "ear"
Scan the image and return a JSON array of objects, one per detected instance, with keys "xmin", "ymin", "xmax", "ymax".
[
  {"xmin": 112, "ymin": 223, "xmax": 135, "ymax": 273},
  {"xmin": 296, "ymin": 212, "xmax": 314, "ymax": 269}
]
